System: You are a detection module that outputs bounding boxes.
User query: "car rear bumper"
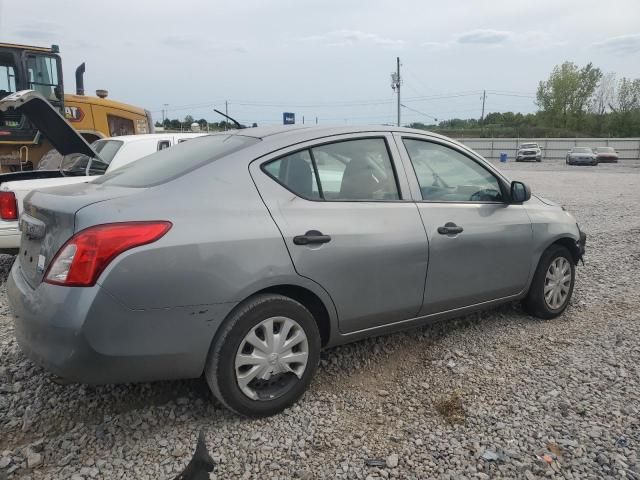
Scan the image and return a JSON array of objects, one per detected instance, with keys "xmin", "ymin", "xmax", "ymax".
[
  {"xmin": 7, "ymin": 260, "xmax": 237, "ymax": 384},
  {"xmin": 568, "ymin": 159, "xmax": 597, "ymax": 165},
  {"xmin": 0, "ymin": 221, "xmax": 20, "ymax": 253},
  {"xmin": 516, "ymin": 155, "xmax": 541, "ymax": 161}
]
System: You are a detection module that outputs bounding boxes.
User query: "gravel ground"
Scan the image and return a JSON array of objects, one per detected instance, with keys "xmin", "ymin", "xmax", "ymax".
[{"xmin": 1, "ymin": 159, "xmax": 639, "ymax": 479}]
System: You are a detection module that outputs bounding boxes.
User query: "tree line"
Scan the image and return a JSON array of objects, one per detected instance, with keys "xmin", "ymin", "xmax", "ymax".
[
  {"xmin": 155, "ymin": 115, "xmax": 255, "ymax": 131},
  {"xmin": 410, "ymin": 61, "xmax": 640, "ymax": 138}
]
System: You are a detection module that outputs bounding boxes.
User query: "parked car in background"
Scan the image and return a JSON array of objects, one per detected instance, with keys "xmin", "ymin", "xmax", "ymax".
[
  {"xmin": 593, "ymin": 147, "xmax": 619, "ymax": 163},
  {"xmin": 7, "ymin": 111, "xmax": 586, "ymax": 417},
  {"xmin": 0, "ymin": 92, "xmax": 205, "ymax": 253},
  {"xmin": 516, "ymin": 143, "xmax": 542, "ymax": 162},
  {"xmin": 566, "ymin": 147, "xmax": 597, "ymax": 166}
]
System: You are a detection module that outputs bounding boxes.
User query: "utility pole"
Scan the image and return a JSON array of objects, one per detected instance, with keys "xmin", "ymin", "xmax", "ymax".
[
  {"xmin": 480, "ymin": 90, "xmax": 486, "ymax": 125},
  {"xmin": 224, "ymin": 101, "xmax": 228, "ymax": 131},
  {"xmin": 162, "ymin": 103, "xmax": 169, "ymax": 124},
  {"xmin": 391, "ymin": 57, "xmax": 401, "ymax": 127}
]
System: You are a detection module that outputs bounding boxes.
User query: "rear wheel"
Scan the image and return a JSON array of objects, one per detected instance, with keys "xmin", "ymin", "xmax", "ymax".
[
  {"xmin": 523, "ymin": 244, "xmax": 575, "ymax": 319},
  {"xmin": 205, "ymin": 294, "xmax": 320, "ymax": 417}
]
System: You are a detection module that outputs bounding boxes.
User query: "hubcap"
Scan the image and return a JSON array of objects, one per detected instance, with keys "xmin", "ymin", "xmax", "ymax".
[
  {"xmin": 544, "ymin": 257, "xmax": 572, "ymax": 310},
  {"xmin": 235, "ymin": 316, "xmax": 309, "ymax": 401}
]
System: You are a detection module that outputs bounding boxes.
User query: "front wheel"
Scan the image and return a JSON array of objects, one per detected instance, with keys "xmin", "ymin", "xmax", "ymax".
[
  {"xmin": 522, "ymin": 244, "xmax": 575, "ymax": 319},
  {"xmin": 205, "ymin": 294, "xmax": 320, "ymax": 417}
]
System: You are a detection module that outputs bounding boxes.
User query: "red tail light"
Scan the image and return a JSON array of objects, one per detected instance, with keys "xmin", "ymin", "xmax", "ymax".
[
  {"xmin": 44, "ymin": 221, "xmax": 172, "ymax": 287},
  {"xmin": 0, "ymin": 191, "xmax": 18, "ymax": 220}
]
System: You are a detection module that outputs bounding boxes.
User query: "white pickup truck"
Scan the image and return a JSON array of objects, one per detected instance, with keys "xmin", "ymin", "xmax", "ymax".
[{"xmin": 0, "ymin": 91, "xmax": 205, "ymax": 253}]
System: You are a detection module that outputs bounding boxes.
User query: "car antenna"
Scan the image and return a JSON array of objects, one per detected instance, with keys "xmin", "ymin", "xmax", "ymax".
[{"xmin": 213, "ymin": 109, "xmax": 244, "ymax": 129}]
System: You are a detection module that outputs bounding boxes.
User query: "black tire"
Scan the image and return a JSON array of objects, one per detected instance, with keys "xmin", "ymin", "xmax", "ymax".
[
  {"xmin": 522, "ymin": 244, "xmax": 575, "ymax": 319},
  {"xmin": 205, "ymin": 293, "xmax": 321, "ymax": 417}
]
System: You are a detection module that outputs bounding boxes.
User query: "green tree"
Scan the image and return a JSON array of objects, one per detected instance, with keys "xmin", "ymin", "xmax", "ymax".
[
  {"xmin": 613, "ymin": 77, "xmax": 640, "ymax": 113},
  {"xmin": 536, "ymin": 61, "xmax": 602, "ymax": 128}
]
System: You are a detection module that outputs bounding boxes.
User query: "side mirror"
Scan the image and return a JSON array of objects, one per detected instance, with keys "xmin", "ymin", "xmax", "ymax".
[{"xmin": 510, "ymin": 181, "xmax": 531, "ymax": 203}]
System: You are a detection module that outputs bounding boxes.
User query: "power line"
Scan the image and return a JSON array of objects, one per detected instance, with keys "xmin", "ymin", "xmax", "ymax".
[
  {"xmin": 400, "ymin": 103, "xmax": 438, "ymax": 121},
  {"xmin": 487, "ymin": 91, "xmax": 536, "ymax": 99},
  {"xmin": 151, "ymin": 90, "xmax": 493, "ymax": 114}
]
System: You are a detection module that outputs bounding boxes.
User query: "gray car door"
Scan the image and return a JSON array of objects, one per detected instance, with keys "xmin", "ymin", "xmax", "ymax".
[
  {"xmin": 395, "ymin": 134, "xmax": 533, "ymax": 315},
  {"xmin": 250, "ymin": 133, "xmax": 429, "ymax": 334}
]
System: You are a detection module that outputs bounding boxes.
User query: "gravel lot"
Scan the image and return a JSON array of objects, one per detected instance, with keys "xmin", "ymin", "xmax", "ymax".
[{"xmin": 1, "ymin": 159, "xmax": 639, "ymax": 479}]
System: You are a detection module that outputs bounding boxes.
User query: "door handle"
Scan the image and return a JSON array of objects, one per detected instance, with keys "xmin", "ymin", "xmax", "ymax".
[
  {"xmin": 293, "ymin": 230, "xmax": 332, "ymax": 245},
  {"xmin": 437, "ymin": 222, "xmax": 463, "ymax": 235}
]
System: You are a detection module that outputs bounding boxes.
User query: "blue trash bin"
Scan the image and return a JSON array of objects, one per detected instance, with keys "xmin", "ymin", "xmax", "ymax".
[{"xmin": 499, "ymin": 153, "xmax": 508, "ymax": 163}]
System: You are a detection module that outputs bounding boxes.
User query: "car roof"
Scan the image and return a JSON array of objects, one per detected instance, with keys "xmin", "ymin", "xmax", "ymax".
[{"xmin": 217, "ymin": 125, "xmax": 454, "ymax": 151}]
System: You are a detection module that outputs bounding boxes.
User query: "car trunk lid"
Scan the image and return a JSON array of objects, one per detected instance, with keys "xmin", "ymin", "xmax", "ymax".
[{"xmin": 17, "ymin": 182, "xmax": 139, "ymax": 287}]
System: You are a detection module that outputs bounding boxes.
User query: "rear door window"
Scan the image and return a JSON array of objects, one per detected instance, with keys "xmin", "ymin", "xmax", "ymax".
[
  {"xmin": 263, "ymin": 150, "xmax": 321, "ymax": 199},
  {"xmin": 262, "ymin": 138, "xmax": 400, "ymax": 201}
]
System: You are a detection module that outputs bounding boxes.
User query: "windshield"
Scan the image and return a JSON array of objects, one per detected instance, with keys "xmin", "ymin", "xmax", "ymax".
[
  {"xmin": 94, "ymin": 134, "xmax": 260, "ymax": 188},
  {"xmin": 93, "ymin": 139, "xmax": 123, "ymax": 164},
  {"xmin": 26, "ymin": 54, "xmax": 61, "ymax": 102},
  {"xmin": 0, "ymin": 61, "xmax": 16, "ymax": 95},
  {"xmin": 520, "ymin": 144, "xmax": 538, "ymax": 149},
  {"xmin": 572, "ymin": 147, "xmax": 593, "ymax": 154}
]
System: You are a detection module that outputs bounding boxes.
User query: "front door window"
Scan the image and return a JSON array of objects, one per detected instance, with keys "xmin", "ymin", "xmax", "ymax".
[{"xmin": 403, "ymin": 139, "xmax": 503, "ymax": 202}]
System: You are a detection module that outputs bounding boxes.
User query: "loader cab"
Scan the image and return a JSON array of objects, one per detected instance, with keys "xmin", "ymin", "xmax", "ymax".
[{"xmin": 0, "ymin": 44, "xmax": 63, "ymax": 142}]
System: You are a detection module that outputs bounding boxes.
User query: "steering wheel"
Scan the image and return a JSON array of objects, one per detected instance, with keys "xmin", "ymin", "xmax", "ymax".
[{"xmin": 470, "ymin": 188, "xmax": 501, "ymax": 202}]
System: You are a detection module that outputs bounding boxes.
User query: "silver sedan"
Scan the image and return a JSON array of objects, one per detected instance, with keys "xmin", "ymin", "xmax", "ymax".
[{"xmin": 7, "ymin": 105, "xmax": 586, "ymax": 417}]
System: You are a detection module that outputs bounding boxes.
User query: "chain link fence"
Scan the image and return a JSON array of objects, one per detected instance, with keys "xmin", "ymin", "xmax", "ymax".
[{"xmin": 454, "ymin": 138, "xmax": 640, "ymax": 161}]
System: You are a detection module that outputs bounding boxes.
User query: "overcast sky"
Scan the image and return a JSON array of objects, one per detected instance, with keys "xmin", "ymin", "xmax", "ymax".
[{"xmin": 2, "ymin": 0, "xmax": 639, "ymax": 126}]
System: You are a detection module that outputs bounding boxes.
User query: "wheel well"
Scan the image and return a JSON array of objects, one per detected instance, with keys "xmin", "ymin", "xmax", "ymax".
[
  {"xmin": 257, "ymin": 285, "xmax": 331, "ymax": 347},
  {"xmin": 551, "ymin": 237, "xmax": 580, "ymax": 265}
]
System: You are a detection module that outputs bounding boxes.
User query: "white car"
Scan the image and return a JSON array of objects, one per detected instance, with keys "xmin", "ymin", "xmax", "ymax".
[
  {"xmin": 0, "ymin": 124, "xmax": 204, "ymax": 252},
  {"xmin": 515, "ymin": 143, "xmax": 542, "ymax": 162}
]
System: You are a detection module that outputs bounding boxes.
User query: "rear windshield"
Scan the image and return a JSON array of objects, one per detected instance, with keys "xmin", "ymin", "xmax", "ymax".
[
  {"xmin": 93, "ymin": 134, "xmax": 260, "ymax": 188},
  {"xmin": 596, "ymin": 147, "xmax": 615, "ymax": 152}
]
